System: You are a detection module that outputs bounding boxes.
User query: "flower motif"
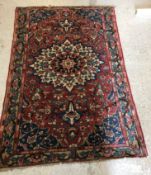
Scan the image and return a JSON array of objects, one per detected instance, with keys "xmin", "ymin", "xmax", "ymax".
[{"xmin": 30, "ymin": 40, "xmax": 104, "ymax": 91}]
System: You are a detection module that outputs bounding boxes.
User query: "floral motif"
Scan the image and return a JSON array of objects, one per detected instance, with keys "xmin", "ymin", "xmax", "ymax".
[
  {"xmin": 87, "ymin": 113, "xmax": 125, "ymax": 146},
  {"xmin": 63, "ymin": 102, "xmax": 80, "ymax": 125},
  {"xmin": 30, "ymin": 39, "xmax": 104, "ymax": 91},
  {"xmin": 17, "ymin": 122, "xmax": 59, "ymax": 151},
  {"xmin": 59, "ymin": 19, "xmax": 73, "ymax": 32}
]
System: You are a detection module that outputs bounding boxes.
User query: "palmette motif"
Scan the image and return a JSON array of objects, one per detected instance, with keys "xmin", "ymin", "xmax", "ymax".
[{"xmin": 0, "ymin": 7, "xmax": 147, "ymax": 168}]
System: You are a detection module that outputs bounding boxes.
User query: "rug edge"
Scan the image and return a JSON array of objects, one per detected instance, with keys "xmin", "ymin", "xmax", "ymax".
[{"xmin": 112, "ymin": 8, "xmax": 148, "ymax": 157}]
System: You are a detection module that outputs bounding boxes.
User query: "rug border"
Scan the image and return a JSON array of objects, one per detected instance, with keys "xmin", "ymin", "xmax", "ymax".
[
  {"xmin": 0, "ymin": 8, "xmax": 18, "ymax": 136},
  {"xmin": 112, "ymin": 8, "xmax": 148, "ymax": 156}
]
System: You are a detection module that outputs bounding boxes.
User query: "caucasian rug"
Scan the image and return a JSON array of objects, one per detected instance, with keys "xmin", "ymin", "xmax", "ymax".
[{"xmin": 0, "ymin": 6, "xmax": 147, "ymax": 168}]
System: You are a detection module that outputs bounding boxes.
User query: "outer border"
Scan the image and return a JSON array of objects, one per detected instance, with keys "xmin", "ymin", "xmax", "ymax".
[
  {"xmin": 0, "ymin": 8, "xmax": 18, "ymax": 137},
  {"xmin": 112, "ymin": 8, "xmax": 148, "ymax": 156}
]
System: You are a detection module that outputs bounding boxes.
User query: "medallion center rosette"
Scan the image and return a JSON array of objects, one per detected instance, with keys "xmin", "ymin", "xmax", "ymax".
[{"xmin": 30, "ymin": 39, "xmax": 104, "ymax": 91}]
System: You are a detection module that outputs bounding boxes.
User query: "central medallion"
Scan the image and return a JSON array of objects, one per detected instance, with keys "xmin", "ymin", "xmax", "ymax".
[
  {"xmin": 61, "ymin": 57, "xmax": 76, "ymax": 72},
  {"xmin": 30, "ymin": 40, "xmax": 104, "ymax": 91}
]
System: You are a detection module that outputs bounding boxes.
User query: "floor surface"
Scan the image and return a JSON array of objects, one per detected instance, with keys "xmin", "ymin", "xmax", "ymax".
[{"xmin": 0, "ymin": 0, "xmax": 151, "ymax": 175}]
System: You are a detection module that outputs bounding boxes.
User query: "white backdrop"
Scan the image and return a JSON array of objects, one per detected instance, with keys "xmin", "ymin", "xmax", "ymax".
[{"xmin": 0, "ymin": 0, "xmax": 151, "ymax": 175}]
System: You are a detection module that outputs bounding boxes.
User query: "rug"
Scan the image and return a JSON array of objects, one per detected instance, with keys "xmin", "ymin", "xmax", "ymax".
[{"xmin": 0, "ymin": 6, "xmax": 147, "ymax": 168}]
